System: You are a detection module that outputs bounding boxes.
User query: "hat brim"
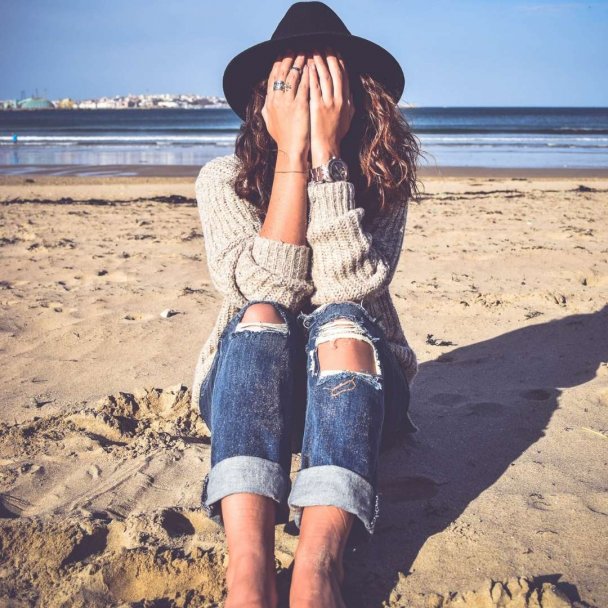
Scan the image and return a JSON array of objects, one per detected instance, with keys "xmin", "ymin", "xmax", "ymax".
[{"xmin": 222, "ymin": 31, "xmax": 405, "ymax": 121}]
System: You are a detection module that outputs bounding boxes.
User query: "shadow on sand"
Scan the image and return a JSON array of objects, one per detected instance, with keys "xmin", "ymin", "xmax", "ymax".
[{"xmin": 338, "ymin": 305, "xmax": 607, "ymax": 607}]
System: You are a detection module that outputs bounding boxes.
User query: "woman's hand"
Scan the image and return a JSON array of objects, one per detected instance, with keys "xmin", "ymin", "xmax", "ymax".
[
  {"xmin": 308, "ymin": 47, "xmax": 355, "ymax": 167},
  {"xmin": 262, "ymin": 51, "xmax": 310, "ymax": 165}
]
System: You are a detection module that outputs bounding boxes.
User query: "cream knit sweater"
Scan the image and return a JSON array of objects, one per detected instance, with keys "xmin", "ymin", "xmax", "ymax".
[{"xmin": 190, "ymin": 153, "xmax": 418, "ymax": 412}]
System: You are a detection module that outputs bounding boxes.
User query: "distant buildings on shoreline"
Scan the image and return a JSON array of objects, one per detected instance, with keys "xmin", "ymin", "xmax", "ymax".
[
  {"xmin": 0, "ymin": 93, "xmax": 230, "ymax": 111},
  {"xmin": 0, "ymin": 93, "xmax": 415, "ymax": 111}
]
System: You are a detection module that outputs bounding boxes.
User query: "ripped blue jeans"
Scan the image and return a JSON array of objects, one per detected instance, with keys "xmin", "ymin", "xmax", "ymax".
[{"xmin": 198, "ymin": 299, "xmax": 418, "ymax": 549}]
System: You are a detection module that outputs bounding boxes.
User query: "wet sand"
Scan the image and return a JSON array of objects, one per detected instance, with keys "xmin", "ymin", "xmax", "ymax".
[{"xmin": 1, "ymin": 162, "xmax": 608, "ymax": 178}]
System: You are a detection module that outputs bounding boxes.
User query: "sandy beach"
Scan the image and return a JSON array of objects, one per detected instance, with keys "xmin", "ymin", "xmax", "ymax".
[{"xmin": 0, "ymin": 169, "xmax": 606, "ymax": 607}]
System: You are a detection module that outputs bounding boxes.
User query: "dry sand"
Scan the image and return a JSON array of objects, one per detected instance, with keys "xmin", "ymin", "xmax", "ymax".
[{"xmin": 0, "ymin": 170, "xmax": 606, "ymax": 607}]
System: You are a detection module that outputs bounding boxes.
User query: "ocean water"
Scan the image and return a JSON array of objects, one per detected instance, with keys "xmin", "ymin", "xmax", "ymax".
[{"xmin": 0, "ymin": 107, "xmax": 606, "ymax": 175}]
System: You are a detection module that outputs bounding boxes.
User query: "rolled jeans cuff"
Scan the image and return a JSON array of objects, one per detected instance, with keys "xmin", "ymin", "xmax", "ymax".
[
  {"xmin": 288, "ymin": 465, "xmax": 380, "ymax": 536},
  {"xmin": 202, "ymin": 455, "xmax": 291, "ymax": 526}
]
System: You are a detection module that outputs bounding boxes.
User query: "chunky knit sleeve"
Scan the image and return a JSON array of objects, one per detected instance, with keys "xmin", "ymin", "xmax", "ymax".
[
  {"xmin": 306, "ymin": 180, "xmax": 407, "ymax": 305},
  {"xmin": 195, "ymin": 155, "xmax": 314, "ymax": 312}
]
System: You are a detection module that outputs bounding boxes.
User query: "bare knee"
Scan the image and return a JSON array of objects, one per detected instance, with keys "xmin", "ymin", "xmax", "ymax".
[
  {"xmin": 318, "ymin": 337, "xmax": 377, "ymax": 375},
  {"xmin": 316, "ymin": 317, "xmax": 380, "ymax": 375},
  {"xmin": 241, "ymin": 302, "xmax": 284, "ymax": 324}
]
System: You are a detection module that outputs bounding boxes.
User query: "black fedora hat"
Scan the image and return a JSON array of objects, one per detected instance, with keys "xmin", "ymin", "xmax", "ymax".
[{"xmin": 222, "ymin": 1, "xmax": 405, "ymax": 121}]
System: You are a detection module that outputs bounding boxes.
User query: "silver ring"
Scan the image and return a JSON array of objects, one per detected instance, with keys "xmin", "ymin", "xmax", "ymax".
[
  {"xmin": 290, "ymin": 65, "xmax": 302, "ymax": 74},
  {"xmin": 273, "ymin": 79, "xmax": 291, "ymax": 92}
]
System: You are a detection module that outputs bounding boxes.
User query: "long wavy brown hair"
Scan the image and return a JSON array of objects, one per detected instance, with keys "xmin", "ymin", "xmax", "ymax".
[{"xmin": 233, "ymin": 65, "xmax": 422, "ymax": 225}]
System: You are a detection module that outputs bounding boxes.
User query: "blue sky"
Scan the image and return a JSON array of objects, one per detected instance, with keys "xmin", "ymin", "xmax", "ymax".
[{"xmin": 1, "ymin": 0, "xmax": 606, "ymax": 106}]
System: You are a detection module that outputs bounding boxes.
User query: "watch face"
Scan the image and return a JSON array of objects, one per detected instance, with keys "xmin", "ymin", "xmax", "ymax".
[{"xmin": 328, "ymin": 158, "xmax": 348, "ymax": 180}]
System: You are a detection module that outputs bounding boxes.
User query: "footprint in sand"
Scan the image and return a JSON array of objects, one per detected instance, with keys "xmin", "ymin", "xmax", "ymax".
[
  {"xmin": 462, "ymin": 401, "xmax": 505, "ymax": 417},
  {"xmin": 160, "ymin": 508, "xmax": 196, "ymax": 537},
  {"xmin": 528, "ymin": 492, "xmax": 552, "ymax": 511},
  {"xmin": 432, "ymin": 393, "xmax": 467, "ymax": 406},
  {"xmin": 584, "ymin": 492, "xmax": 608, "ymax": 517},
  {"xmin": 87, "ymin": 465, "xmax": 101, "ymax": 479},
  {"xmin": 520, "ymin": 388, "xmax": 553, "ymax": 401},
  {"xmin": 0, "ymin": 509, "xmax": 226, "ymax": 605},
  {"xmin": 0, "ymin": 495, "xmax": 22, "ymax": 519},
  {"xmin": 378, "ymin": 476, "xmax": 440, "ymax": 502},
  {"xmin": 122, "ymin": 312, "xmax": 156, "ymax": 322},
  {"xmin": 420, "ymin": 576, "xmax": 573, "ymax": 608}
]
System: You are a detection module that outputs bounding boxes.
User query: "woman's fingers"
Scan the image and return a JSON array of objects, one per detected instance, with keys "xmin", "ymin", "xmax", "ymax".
[
  {"xmin": 266, "ymin": 54, "xmax": 284, "ymax": 99},
  {"xmin": 307, "ymin": 46, "xmax": 354, "ymax": 155},
  {"xmin": 267, "ymin": 51, "xmax": 309, "ymax": 100},
  {"xmin": 336, "ymin": 51, "xmax": 352, "ymax": 107},
  {"xmin": 308, "ymin": 55, "xmax": 322, "ymax": 108},
  {"xmin": 324, "ymin": 47, "xmax": 344, "ymax": 103},
  {"xmin": 295, "ymin": 57, "xmax": 309, "ymax": 100},
  {"xmin": 276, "ymin": 51, "xmax": 298, "ymax": 97},
  {"xmin": 286, "ymin": 53, "xmax": 307, "ymax": 97},
  {"xmin": 311, "ymin": 46, "xmax": 349, "ymax": 106},
  {"xmin": 268, "ymin": 47, "xmax": 348, "ymax": 104},
  {"xmin": 267, "ymin": 51, "xmax": 292, "ymax": 100},
  {"xmin": 312, "ymin": 49, "xmax": 334, "ymax": 103},
  {"xmin": 267, "ymin": 51, "xmax": 308, "ymax": 101},
  {"xmin": 262, "ymin": 50, "xmax": 311, "ymax": 157}
]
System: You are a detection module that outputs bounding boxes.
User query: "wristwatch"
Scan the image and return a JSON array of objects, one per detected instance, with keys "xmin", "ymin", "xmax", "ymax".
[{"xmin": 309, "ymin": 156, "xmax": 349, "ymax": 184}]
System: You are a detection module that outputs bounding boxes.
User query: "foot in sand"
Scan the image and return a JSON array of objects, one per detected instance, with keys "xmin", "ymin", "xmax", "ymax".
[
  {"xmin": 290, "ymin": 554, "xmax": 346, "ymax": 608},
  {"xmin": 289, "ymin": 505, "xmax": 352, "ymax": 608},
  {"xmin": 225, "ymin": 551, "xmax": 278, "ymax": 607}
]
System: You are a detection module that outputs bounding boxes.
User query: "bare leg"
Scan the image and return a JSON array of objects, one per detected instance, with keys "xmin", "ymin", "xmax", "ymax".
[
  {"xmin": 222, "ymin": 303, "xmax": 286, "ymax": 608},
  {"xmin": 223, "ymin": 494, "xmax": 278, "ymax": 608},
  {"xmin": 290, "ymin": 327, "xmax": 377, "ymax": 607},
  {"xmin": 290, "ymin": 505, "xmax": 354, "ymax": 608}
]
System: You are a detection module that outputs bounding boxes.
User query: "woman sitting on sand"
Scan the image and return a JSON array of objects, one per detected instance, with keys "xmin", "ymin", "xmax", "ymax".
[{"xmin": 191, "ymin": 2, "xmax": 421, "ymax": 606}]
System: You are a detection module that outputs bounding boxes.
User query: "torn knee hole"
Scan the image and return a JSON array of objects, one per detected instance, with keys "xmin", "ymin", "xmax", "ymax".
[
  {"xmin": 241, "ymin": 303, "xmax": 284, "ymax": 324},
  {"xmin": 236, "ymin": 303, "xmax": 288, "ymax": 334},
  {"xmin": 315, "ymin": 317, "xmax": 382, "ymax": 377}
]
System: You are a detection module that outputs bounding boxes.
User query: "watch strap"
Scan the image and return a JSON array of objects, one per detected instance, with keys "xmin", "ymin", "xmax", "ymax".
[{"xmin": 309, "ymin": 156, "xmax": 348, "ymax": 184}]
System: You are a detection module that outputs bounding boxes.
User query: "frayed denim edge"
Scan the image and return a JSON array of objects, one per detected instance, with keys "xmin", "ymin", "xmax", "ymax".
[
  {"xmin": 202, "ymin": 455, "xmax": 291, "ymax": 527},
  {"xmin": 287, "ymin": 464, "xmax": 379, "ymax": 537}
]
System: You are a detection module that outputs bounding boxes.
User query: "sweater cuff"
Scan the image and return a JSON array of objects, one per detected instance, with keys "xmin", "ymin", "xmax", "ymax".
[
  {"xmin": 307, "ymin": 180, "xmax": 357, "ymax": 225},
  {"xmin": 251, "ymin": 234, "xmax": 311, "ymax": 280}
]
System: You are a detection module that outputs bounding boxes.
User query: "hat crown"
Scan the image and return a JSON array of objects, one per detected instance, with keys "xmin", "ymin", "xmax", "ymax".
[
  {"xmin": 271, "ymin": 1, "xmax": 351, "ymax": 41},
  {"xmin": 223, "ymin": 1, "xmax": 405, "ymax": 120}
]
